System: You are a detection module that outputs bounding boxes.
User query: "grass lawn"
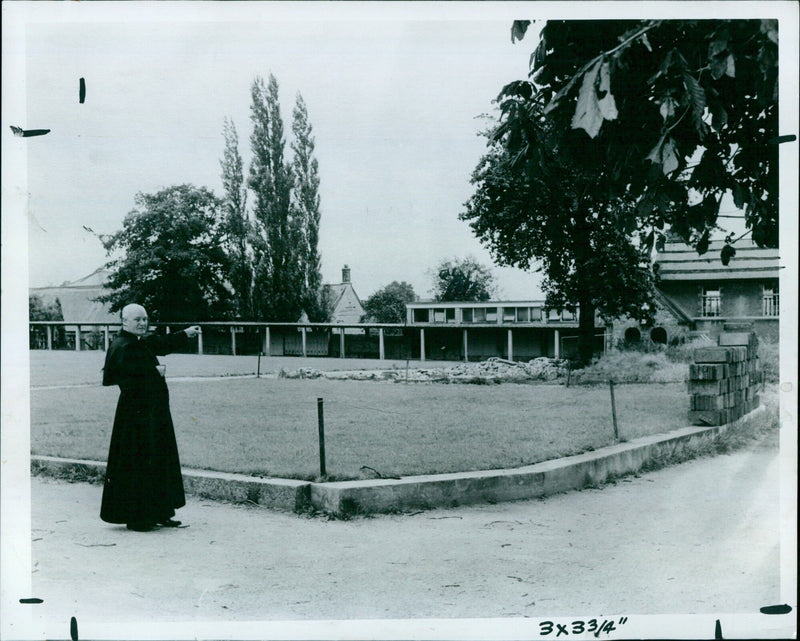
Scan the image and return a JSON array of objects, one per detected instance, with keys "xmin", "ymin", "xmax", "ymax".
[
  {"xmin": 28, "ymin": 350, "xmax": 464, "ymax": 388},
  {"xmin": 31, "ymin": 374, "xmax": 690, "ymax": 481}
]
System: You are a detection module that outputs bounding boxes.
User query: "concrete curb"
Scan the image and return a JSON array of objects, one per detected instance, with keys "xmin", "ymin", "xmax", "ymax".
[
  {"xmin": 31, "ymin": 406, "xmax": 765, "ymax": 517},
  {"xmin": 30, "ymin": 457, "xmax": 311, "ymax": 513}
]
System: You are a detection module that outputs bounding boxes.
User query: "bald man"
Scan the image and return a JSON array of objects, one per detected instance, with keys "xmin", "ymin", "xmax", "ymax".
[{"xmin": 101, "ymin": 304, "xmax": 201, "ymax": 532}]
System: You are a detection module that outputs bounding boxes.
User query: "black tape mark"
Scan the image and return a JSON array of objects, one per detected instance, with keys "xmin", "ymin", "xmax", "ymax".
[
  {"xmin": 70, "ymin": 616, "xmax": 78, "ymax": 641},
  {"xmin": 714, "ymin": 619, "xmax": 723, "ymax": 639},
  {"xmin": 10, "ymin": 125, "xmax": 51, "ymax": 138},
  {"xmin": 19, "ymin": 598, "xmax": 44, "ymax": 604},
  {"xmin": 767, "ymin": 134, "xmax": 796, "ymax": 145},
  {"xmin": 79, "ymin": 78, "xmax": 86, "ymax": 103},
  {"xmin": 760, "ymin": 604, "xmax": 792, "ymax": 615}
]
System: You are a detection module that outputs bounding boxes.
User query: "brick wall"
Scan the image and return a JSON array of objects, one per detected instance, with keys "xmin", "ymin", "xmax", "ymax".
[{"xmin": 687, "ymin": 323, "xmax": 761, "ymax": 426}]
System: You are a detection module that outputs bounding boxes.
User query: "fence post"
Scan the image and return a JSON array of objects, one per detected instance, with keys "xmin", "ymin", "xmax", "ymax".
[
  {"xmin": 230, "ymin": 327, "xmax": 236, "ymax": 356},
  {"xmin": 420, "ymin": 328, "xmax": 426, "ymax": 362},
  {"xmin": 609, "ymin": 379, "xmax": 619, "ymax": 440},
  {"xmin": 379, "ymin": 327, "xmax": 385, "ymax": 360},
  {"xmin": 317, "ymin": 397, "xmax": 326, "ymax": 477},
  {"xmin": 197, "ymin": 328, "xmax": 204, "ymax": 355},
  {"xmin": 301, "ymin": 327, "xmax": 307, "ymax": 358},
  {"xmin": 46, "ymin": 325, "xmax": 53, "ymax": 350},
  {"xmin": 75, "ymin": 326, "xmax": 81, "ymax": 351},
  {"xmin": 103, "ymin": 326, "xmax": 110, "ymax": 351},
  {"xmin": 339, "ymin": 328, "xmax": 345, "ymax": 359},
  {"xmin": 264, "ymin": 326, "xmax": 270, "ymax": 357},
  {"xmin": 507, "ymin": 329, "xmax": 514, "ymax": 361},
  {"xmin": 463, "ymin": 329, "xmax": 469, "ymax": 362}
]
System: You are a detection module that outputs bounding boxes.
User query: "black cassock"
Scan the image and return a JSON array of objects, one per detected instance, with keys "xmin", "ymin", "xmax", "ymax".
[{"xmin": 100, "ymin": 329, "xmax": 189, "ymax": 525}]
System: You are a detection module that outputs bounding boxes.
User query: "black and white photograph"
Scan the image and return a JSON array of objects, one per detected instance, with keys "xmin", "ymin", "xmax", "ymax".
[{"xmin": 2, "ymin": 2, "xmax": 797, "ymax": 639}]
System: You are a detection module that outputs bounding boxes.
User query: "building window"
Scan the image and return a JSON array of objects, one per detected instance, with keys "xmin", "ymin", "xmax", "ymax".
[
  {"xmin": 445, "ymin": 308, "xmax": 456, "ymax": 323},
  {"xmin": 561, "ymin": 308, "xmax": 575, "ymax": 321},
  {"xmin": 413, "ymin": 308, "xmax": 428, "ymax": 323},
  {"xmin": 763, "ymin": 285, "xmax": 779, "ymax": 317},
  {"xmin": 503, "ymin": 307, "xmax": 516, "ymax": 323},
  {"xmin": 530, "ymin": 307, "xmax": 543, "ymax": 321},
  {"xmin": 485, "ymin": 308, "xmax": 498, "ymax": 323},
  {"xmin": 432, "ymin": 308, "xmax": 445, "ymax": 323},
  {"xmin": 701, "ymin": 287, "xmax": 721, "ymax": 317},
  {"xmin": 516, "ymin": 307, "xmax": 530, "ymax": 323},
  {"xmin": 650, "ymin": 327, "xmax": 667, "ymax": 344},
  {"xmin": 474, "ymin": 308, "xmax": 487, "ymax": 322},
  {"xmin": 462, "ymin": 308, "xmax": 473, "ymax": 323}
]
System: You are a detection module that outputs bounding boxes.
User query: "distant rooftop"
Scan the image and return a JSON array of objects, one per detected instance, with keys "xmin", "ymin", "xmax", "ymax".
[
  {"xmin": 655, "ymin": 240, "xmax": 780, "ymax": 282},
  {"xmin": 30, "ymin": 268, "xmax": 117, "ymax": 323},
  {"xmin": 407, "ymin": 299, "xmax": 547, "ymax": 307}
]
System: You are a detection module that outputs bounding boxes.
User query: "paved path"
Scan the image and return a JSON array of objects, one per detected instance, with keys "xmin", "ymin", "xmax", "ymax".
[{"xmin": 27, "ymin": 434, "xmax": 784, "ymax": 627}]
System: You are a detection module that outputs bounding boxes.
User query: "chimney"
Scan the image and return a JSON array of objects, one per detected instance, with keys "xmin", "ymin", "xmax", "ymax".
[{"xmin": 342, "ymin": 265, "xmax": 351, "ymax": 284}]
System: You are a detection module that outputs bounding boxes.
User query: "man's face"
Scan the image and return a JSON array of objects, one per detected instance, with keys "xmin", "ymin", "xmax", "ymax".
[{"xmin": 121, "ymin": 306, "xmax": 149, "ymax": 336}]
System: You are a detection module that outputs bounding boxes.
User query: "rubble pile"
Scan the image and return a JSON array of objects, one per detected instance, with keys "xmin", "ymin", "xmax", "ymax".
[
  {"xmin": 437, "ymin": 357, "xmax": 568, "ymax": 383},
  {"xmin": 278, "ymin": 367, "xmax": 324, "ymax": 379},
  {"xmin": 278, "ymin": 357, "xmax": 568, "ymax": 384}
]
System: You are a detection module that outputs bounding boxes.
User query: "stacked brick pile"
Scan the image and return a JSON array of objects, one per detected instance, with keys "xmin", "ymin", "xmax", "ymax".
[{"xmin": 688, "ymin": 324, "xmax": 761, "ymax": 426}]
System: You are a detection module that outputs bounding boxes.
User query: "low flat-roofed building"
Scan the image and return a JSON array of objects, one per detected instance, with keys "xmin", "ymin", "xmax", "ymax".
[{"xmin": 405, "ymin": 299, "xmax": 605, "ymax": 361}]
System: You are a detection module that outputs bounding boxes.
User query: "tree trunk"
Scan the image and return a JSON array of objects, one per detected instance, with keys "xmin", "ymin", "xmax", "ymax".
[{"xmin": 577, "ymin": 296, "xmax": 596, "ymax": 366}]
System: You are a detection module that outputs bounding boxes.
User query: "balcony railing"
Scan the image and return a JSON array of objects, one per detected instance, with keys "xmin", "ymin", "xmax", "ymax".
[
  {"xmin": 763, "ymin": 294, "xmax": 779, "ymax": 317},
  {"xmin": 701, "ymin": 295, "xmax": 721, "ymax": 317}
]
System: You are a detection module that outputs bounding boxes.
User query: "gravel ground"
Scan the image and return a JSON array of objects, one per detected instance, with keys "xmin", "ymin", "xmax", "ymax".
[{"xmin": 23, "ymin": 431, "xmax": 787, "ymax": 636}]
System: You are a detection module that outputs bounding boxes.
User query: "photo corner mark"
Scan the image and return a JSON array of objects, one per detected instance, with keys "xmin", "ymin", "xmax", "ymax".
[{"xmin": 10, "ymin": 125, "xmax": 51, "ymax": 138}]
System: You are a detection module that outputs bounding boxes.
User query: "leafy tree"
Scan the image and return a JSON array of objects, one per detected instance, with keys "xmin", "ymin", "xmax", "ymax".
[
  {"xmin": 291, "ymin": 93, "xmax": 326, "ymax": 322},
  {"xmin": 248, "ymin": 74, "xmax": 304, "ymax": 322},
  {"xmin": 29, "ymin": 294, "xmax": 63, "ymax": 321},
  {"xmin": 430, "ymin": 257, "xmax": 497, "ymax": 302},
  {"xmin": 314, "ymin": 285, "xmax": 336, "ymax": 324},
  {"xmin": 98, "ymin": 185, "xmax": 232, "ymax": 323},
  {"xmin": 505, "ymin": 19, "xmax": 779, "ymax": 253},
  {"xmin": 220, "ymin": 117, "xmax": 254, "ymax": 319},
  {"xmin": 463, "ymin": 131, "xmax": 656, "ymax": 364},
  {"xmin": 361, "ymin": 281, "xmax": 416, "ymax": 323},
  {"xmin": 463, "ymin": 18, "xmax": 778, "ymax": 364}
]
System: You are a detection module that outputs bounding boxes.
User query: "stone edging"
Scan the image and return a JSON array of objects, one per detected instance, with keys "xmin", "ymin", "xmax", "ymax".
[{"xmin": 31, "ymin": 406, "xmax": 764, "ymax": 517}]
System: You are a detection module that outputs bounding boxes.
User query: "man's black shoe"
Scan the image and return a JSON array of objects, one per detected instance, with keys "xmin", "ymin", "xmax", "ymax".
[
  {"xmin": 126, "ymin": 522, "xmax": 156, "ymax": 532},
  {"xmin": 158, "ymin": 519, "xmax": 182, "ymax": 527}
]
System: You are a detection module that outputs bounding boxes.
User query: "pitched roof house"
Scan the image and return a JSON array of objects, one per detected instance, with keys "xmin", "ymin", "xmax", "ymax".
[
  {"xmin": 324, "ymin": 265, "xmax": 365, "ymax": 324},
  {"xmin": 616, "ymin": 239, "xmax": 781, "ymax": 345}
]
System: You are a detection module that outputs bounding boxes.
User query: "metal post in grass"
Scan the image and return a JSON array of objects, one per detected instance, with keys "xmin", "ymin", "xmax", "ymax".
[
  {"xmin": 609, "ymin": 379, "xmax": 619, "ymax": 440},
  {"xmin": 317, "ymin": 397, "xmax": 327, "ymax": 477},
  {"xmin": 257, "ymin": 351, "xmax": 262, "ymax": 378}
]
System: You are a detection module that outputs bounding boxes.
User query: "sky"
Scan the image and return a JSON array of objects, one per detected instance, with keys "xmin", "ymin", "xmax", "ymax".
[
  {"xmin": 14, "ymin": 3, "xmax": 791, "ymax": 304},
  {"xmin": 20, "ymin": 8, "xmax": 550, "ymax": 300}
]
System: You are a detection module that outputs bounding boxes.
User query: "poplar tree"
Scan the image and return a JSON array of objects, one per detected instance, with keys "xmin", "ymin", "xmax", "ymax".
[
  {"xmin": 291, "ymin": 93, "xmax": 326, "ymax": 321},
  {"xmin": 248, "ymin": 74, "xmax": 303, "ymax": 321},
  {"xmin": 220, "ymin": 117, "xmax": 253, "ymax": 319}
]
